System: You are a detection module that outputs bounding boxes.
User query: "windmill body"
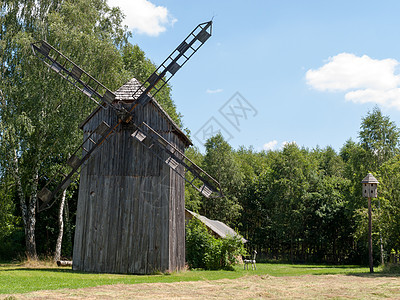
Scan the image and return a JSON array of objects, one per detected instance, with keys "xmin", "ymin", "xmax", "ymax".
[{"xmin": 73, "ymin": 79, "xmax": 190, "ymax": 274}]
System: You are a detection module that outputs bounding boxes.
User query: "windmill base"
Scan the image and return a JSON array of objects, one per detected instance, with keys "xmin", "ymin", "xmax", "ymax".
[{"xmin": 72, "ymin": 174, "xmax": 185, "ymax": 274}]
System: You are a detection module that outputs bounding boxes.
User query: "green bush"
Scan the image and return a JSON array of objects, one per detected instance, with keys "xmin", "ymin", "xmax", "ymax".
[
  {"xmin": 186, "ymin": 218, "xmax": 246, "ymax": 270},
  {"xmin": 382, "ymin": 263, "xmax": 400, "ymax": 274},
  {"xmin": 0, "ymin": 228, "xmax": 25, "ymax": 261}
]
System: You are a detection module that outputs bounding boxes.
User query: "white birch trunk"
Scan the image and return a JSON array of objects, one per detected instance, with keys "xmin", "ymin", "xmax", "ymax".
[
  {"xmin": 12, "ymin": 148, "xmax": 39, "ymax": 260},
  {"xmin": 27, "ymin": 163, "xmax": 39, "ymax": 260},
  {"xmin": 54, "ymin": 189, "xmax": 67, "ymax": 261},
  {"xmin": 12, "ymin": 149, "xmax": 27, "ymax": 221}
]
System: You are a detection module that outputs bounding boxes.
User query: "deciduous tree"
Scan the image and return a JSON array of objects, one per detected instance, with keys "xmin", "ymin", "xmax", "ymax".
[
  {"xmin": 0, "ymin": 0, "xmax": 128, "ymax": 259},
  {"xmin": 202, "ymin": 134, "xmax": 243, "ymax": 225}
]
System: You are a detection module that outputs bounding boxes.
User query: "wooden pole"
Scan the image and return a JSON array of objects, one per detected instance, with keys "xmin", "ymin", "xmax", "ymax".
[{"xmin": 368, "ymin": 197, "xmax": 373, "ymax": 273}]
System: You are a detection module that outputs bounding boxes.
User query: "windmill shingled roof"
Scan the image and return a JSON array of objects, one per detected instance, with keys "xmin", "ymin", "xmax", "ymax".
[{"xmin": 113, "ymin": 78, "xmax": 144, "ymax": 102}]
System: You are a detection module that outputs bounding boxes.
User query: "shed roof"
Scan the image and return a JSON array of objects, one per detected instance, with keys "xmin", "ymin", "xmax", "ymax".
[
  {"xmin": 185, "ymin": 209, "xmax": 247, "ymax": 243},
  {"xmin": 80, "ymin": 78, "xmax": 192, "ymax": 147}
]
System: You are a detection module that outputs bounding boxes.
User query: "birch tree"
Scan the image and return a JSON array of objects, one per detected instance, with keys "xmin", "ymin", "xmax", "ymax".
[{"xmin": 0, "ymin": 0, "xmax": 128, "ymax": 259}]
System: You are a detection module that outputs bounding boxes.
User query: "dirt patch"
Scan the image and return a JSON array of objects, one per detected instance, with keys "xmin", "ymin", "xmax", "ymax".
[{"xmin": 5, "ymin": 274, "xmax": 400, "ymax": 299}]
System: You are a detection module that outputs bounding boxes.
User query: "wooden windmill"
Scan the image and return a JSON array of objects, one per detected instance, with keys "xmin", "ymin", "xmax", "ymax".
[{"xmin": 31, "ymin": 21, "xmax": 221, "ymax": 274}]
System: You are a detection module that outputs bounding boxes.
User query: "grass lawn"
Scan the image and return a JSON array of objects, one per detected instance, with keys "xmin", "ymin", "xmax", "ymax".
[{"xmin": 0, "ymin": 261, "xmax": 375, "ymax": 294}]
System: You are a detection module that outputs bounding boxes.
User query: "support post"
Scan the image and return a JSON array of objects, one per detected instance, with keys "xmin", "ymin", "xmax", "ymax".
[
  {"xmin": 368, "ymin": 196, "xmax": 373, "ymax": 273},
  {"xmin": 362, "ymin": 173, "xmax": 378, "ymax": 272}
]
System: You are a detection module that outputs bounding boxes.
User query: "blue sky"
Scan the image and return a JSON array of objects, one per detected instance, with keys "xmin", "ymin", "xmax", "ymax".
[{"xmin": 108, "ymin": 0, "xmax": 400, "ymax": 153}]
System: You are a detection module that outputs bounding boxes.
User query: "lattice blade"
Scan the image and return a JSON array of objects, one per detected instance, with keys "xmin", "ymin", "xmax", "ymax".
[
  {"xmin": 95, "ymin": 121, "xmax": 111, "ymax": 136},
  {"xmin": 132, "ymin": 21, "xmax": 213, "ymax": 106},
  {"xmin": 200, "ymin": 185, "xmax": 213, "ymax": 198},
  {"xmin": 31, "ymin": 40, "xmax": 116, "ymax": 107},
  {"xmin": 131, "ymin": 122, "xmax": 222, "ymax": 198},
  {"xmin": 67, "ymin": 154, "xmax": 81, "ymax": 169},
  {"xmin": 132, "ymin": 129, "xmax": 147, "ymax": 142},
  {"xmin": 38, "ymin": 187, "xmax": 53, "ymax": 205},
  {"xmin": 165, "ymin": 156, "xmax": 179, "ymax": 170},
  {"xmin": 37, "ymin": 120, "xmax": 119, "ymax": 212}
]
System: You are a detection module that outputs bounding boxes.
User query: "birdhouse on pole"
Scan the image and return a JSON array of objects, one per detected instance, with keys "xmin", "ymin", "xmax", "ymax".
[
  {"xmin": 362, "ymin": 173, "xmax": 379, "ymax": 198},
  {"xmin": 362, "ymin": 172, "xmax": 379, "ymax": 273}
]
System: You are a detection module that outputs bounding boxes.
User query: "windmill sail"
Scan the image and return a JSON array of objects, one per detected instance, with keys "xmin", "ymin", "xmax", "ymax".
[
  {"xmin": 132, "ymin": 21, "xmax": 212, "ymax": 106},
  {"xmin": 33, "ymin": 21, "xmax": 220, "ymax": 211},
  {"xmin": 39, "ymin": 117, "xmax": 221, "ymax": 211},
  {"xmin": 132, "ymin": 122, "xmax": 222, "ymax": 198},
  {"xmin": 37, "ymin": 121, "xmax": 114, "ymax": 211},
  {"xmin": 31, "ymin": 41, "xmax": 117, "ymax": 108}
]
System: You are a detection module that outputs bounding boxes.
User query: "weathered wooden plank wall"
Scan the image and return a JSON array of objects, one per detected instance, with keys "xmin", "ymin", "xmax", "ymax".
[
  {"xmin": 168, "ymin": 134, "xmax": 186, "ymax": 271},
  {"xmin": 73, "ymin": 97, "xmax": 186, "ymax": 274}
]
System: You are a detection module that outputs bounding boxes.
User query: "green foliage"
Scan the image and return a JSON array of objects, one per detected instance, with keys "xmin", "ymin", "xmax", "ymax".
[
  {"xmin": 0, "ymin": 229, "xmax": 25, "ymax": 261},
  {"xmin": 375, "ymin": 157, "xmax": 400, "ymax": 252},
  {"xmin": 0, "ymin": 179, "xmax": 17, "ymax": 240},
  {"xmin": 186, "ymin": 218, "xmax": 212, "ymax": 269},
  {"xmin": 359, "ymin": 106, "xmax": 400, "ymax": 170},
  {"xmin": 195, "ymin": 130, "xmax": 382, "ymax": 264},
  {"xmin": 184, "ymin": 146, "xmax": 204, "ymax": 212},
  {"xmin": 201, "ymin": 134, "xmax": 243, "ymax": 226},
  {"xmin": 382, "ymin": 263, "xmax": 400, "ymax": 274},
  {"xmin": 185, "ymin": 218, "xmax": 246, "ymax": 270}
]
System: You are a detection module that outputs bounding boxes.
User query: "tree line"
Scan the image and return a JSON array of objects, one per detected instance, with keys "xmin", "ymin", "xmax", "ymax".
[{"xmin": 186, "ymin": 107, "xmax": 400, "ymax": 265}]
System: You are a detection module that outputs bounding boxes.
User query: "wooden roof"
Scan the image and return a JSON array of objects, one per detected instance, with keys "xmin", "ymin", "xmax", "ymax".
[
  {"xmin": 80, "ymin": 78, "xmax": 192, "ymax": 147},
  {"xmin": 185, "ymin": 209, "xmax": 247, "ymax": 243},
  {"xmin": 113, "ymin": 77, "xmax": 144, "ymax": 102},
  {"xmin": 361, "ymin": 173, "xmax": 379, "ymax": 184}
]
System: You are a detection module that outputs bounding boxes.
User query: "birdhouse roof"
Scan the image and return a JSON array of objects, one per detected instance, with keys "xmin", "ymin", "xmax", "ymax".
[
  {"xmin": 80, "ymin": 78, "xmax": 192, "ymax": 147},
  {"xmin": 361, "ymin": 173, "xmax": 379, "ymax": 184}
]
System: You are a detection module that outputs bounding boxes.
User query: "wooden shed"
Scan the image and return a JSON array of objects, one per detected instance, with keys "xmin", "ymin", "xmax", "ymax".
[{"xmin": 72, "ymin": 78, "xmax": 191, "ymax": 274}]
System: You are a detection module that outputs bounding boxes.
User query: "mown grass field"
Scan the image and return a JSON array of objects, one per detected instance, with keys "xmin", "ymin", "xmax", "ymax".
[{"xmin": 0, "ymin": 261, "xmax": 376, "ymax": 295}]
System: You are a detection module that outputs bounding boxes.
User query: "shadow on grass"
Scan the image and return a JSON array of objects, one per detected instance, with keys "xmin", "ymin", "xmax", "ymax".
[
  {"xmin": 0, "ymin": 266, "xmax": 113, "ymax": 276},
  {"xmin": 1, "ymin": 267, "xmax": 77, "ymax": 273},
  {"xmin": 0, "ymin": 267, "xmax": 168, "ymax": 277},
  {"xmin": 290, "ymin": 265, "xmax": 363, "ymax": 269},
  {"xmin": 284, "ymin": 264, "xmax": 400, "ymax": 277},
  {"xmin": 347, "ymin": 271, "xmax": 400, "ymax": 278}
]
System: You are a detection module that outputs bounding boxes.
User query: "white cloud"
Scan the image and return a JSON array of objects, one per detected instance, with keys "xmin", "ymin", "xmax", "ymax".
[
  {"xmin": 281, "ymin": 141, "xmax": 289, "ymax": 147},
  {"xmin": 345, "ymin": 88, "xmax": 400, "ymax": 110},
  {"xmin": 263, "ymin": 140, "xmax": 278, "ymax": 151},
  {"xmin": 263, "ymin": 140, "xmax": 297, "ymax": 151},
  {"xmin": 108, "ymin": 0, "xmax": 177, "ymax": 36},
  {"xmin": 206, "ymin": 88, "xmax": 223, "ymax": 94},
  {"xmin": 281, "ymin": 141, "xmax": 296, "ymax": 148},
  {"xmin": 306, "ymin": 53, "xmax": 400, "ymax": 109}
]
